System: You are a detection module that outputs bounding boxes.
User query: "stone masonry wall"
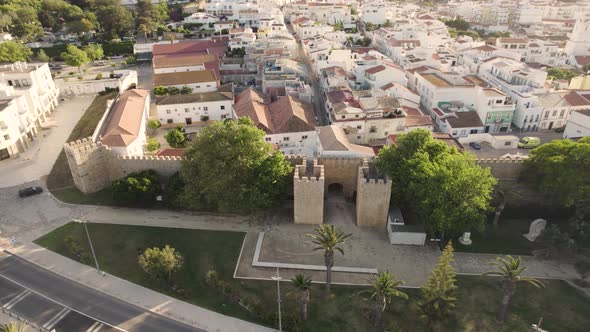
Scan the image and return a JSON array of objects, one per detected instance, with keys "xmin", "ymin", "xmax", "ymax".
[
  {"xmin": 355, "ymin": 160, "xmax": 392, "ymax": 228},
  {"xmin": 293, "ymin": 158, "xmax": 325, "ymax": 225},
  {"xmin": 64, "ymin": 137, "xmax": 182, "ymax": 194},
  {"xmin": 476, "ymin": 158, "xmax": 526, "ymax": 181},
  {"xmin": 318, "ymin": 156, "xmax": 365, "ymax": 198}
]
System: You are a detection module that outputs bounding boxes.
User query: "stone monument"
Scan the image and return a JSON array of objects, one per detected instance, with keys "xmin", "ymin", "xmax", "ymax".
[
  {"xmin": 459, "ymin": 232, "xmax": 472, "ymax": 245},
  {"xmin": 523, "ymin": 219, "xmax": 547, "ymax": 242}
]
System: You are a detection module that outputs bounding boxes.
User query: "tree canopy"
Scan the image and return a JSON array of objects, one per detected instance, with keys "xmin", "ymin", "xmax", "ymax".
[
  {"xmin": 138, "ymin": 245, "xmax": 183, "ymax": 282},
  {"xmin": 61, "ymin": 44, "xmax": 89, "ymax": 71},
  {"xmin": 83, "ymin": 44, "xmax": 104, "ymax": 62},
  {"xmin": 443, "ymin": 18, "xmax": 470, "ymax": 31},
  {"xmin": 179, "ymin": 117, "xmax": 293, "ymax": 212},
  {"xmin": 522, "ymin": 137, "xmax": 590, "ymax": 209},
  {"xmin": 0, "ymin": 41, "xmax": 32, "ymax": 63},
  {"xmin": 376, "ymin": 129, "xmax": 497, "ymax": 237}
]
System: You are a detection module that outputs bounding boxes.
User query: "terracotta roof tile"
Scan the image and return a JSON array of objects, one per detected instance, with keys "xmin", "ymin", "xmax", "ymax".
[
  {"xmin": 101, "ymin": 89, "xmax": 149, "ymax": 147},
  {"xmin": 153, "ymin": 70, "xmax": 217, "ymax": 86}
]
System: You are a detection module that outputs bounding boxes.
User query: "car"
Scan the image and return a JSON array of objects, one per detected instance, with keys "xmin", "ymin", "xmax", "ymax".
[
  {"xmin": 518, "ymin": 136, "xmax": 541, "ymax": 149},
  {"xmin": 18, "ymin": 186, "xmax": 43, "ymax": 198},
  {"xmin": 469, "ymin": 142, "xmax": 481, "ymax": 150}
]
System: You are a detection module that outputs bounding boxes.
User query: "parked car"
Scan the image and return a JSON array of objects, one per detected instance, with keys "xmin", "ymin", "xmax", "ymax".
[
  {"xmin": 18, "ymin": 186, "xmax": 43, "ymax": 198},
  {"xmin": 469, "ymin": 142, "xmax": 481, "ymax": 150},
  {"xmin": 518, "ymin": 137, "xmax": 541, "ymax": 149}
]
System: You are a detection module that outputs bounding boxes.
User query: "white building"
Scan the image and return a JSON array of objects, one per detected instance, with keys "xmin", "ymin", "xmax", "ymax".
[
  {"xmin": 153, "ymin": 70, "xmax": 219, "ymax": 92},
  {"xmin": 537, "ymin": 90, "xmax": 590, "ymax": 130},
  {"xmin": 565, "ymin": 19, "xmax": 590, "ymax": 67},
  {"xmin": 434, "ymin": 109, "xmax": 485, "ymax": 138},
  {"xmin": 0, "ymin": 62, "xmax": 60, "ymax": 159},
  {"xmin": 563, "ymin": 109, "xmax": 590, "ymax": 138},
  {"xmin": 156, "ymin": 91, "xmax": 234, "ymax": 126},
  {"xmin": 99, "ymin": 89, "xmax": 150, "ymax": 156}
]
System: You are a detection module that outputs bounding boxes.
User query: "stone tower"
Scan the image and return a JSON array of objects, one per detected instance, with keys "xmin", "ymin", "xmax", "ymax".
[
  {"xmin": 355, "ymin": 159, "xmax": 392, "ymax": 227},
  {"xmin": 293, "ymin": 158, "xmax": 325, "ymax": 225},
  {"xmin": 63, "ymin": 138, "xmax": 111, "ymax": 194}
]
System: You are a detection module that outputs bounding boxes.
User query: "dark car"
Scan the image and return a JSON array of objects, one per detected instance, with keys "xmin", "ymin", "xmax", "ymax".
[
  {"xmin": 18, "ymin": 186, "xmax": 43, "ymax": 198},
  {"xmin": 469, "ymin": 142, "xmax": 481, "ymax": 150}
]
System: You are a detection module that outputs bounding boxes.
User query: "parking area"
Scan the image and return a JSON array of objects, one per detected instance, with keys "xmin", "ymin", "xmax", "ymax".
[
  {"xmin": 0, "ymin": 96, "xmax": 95, "ymax": 188},
  {"xmin": 0, "ymin": 274, "xmax": 122, "ymax": 332}
]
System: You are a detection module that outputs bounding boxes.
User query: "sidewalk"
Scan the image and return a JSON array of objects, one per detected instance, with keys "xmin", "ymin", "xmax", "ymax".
[{"xmin": 10, "ymin": 242, "xmax": 274, "ymax": 332}]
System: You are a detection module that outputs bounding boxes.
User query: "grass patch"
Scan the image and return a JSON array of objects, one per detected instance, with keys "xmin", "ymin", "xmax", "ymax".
[
  {"xmin": 46, "ymin": 92, "xmax": 118, "ymax": 191},
  {"xmin": 35, "ymin": 223, "xmax": 590, "ymax": 331},
  {"xmin": 456, "ymin": 219, "xmax": 545, "ymax": 255}
]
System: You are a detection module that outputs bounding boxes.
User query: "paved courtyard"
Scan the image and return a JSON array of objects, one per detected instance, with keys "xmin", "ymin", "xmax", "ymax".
[{"xmin": 0, "ymin": 96, "xmax": 95, "ymax": 188}]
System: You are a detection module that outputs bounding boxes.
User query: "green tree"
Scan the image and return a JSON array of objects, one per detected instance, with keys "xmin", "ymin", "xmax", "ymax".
[
  {"xmin": 291, "ymin": 273, "xmax": 312, "ymax": 321},
  {"xmin": 84, "ymin": 44, "xmax": 104, "ymax": 62},
  {"xmin": 365, "ymin": 22, "xmax": 374, "ymax": 32},
  {"xmin": 111, "ymin": 170, "xmax": 161, "ymax": 205},
  {"xmin": 147, "ymin": 138, "xmax": 160, "ymax": 152},
  {"xmin": 179, "ymin": 117, "xmax": 293, "ymax": 212},
  {"xmin": 522, "ymin": 138, "xmax": 590, "ymax": 221},
  {"xmin": 333, "ymin": 21, "xmax": 343, "ymax": 31},
  {"xmin": 36, "ymin": 49, "xmax": 50, "ymax": 62},
  {"xmin": 368, "ymin": 271, "xmax": 408, "ymax": 332},
  {"xmin": 179, "ymin": 86, "xmax": 193, "ymax": 94},
  {"xmin": 443, "ymin": 18, "xmax": 470, "ymax": 31},
  {"xmin": 0, "ymin": 41, "xmax": 32, "ymax": 63},
  {"xmin": 483, "ymin": 256, "xmax": 544, "ymax": 322},
  {"xmin": 93, "ymin": 0, "xmax": 134, "ymax": 40},
  {"xmin": 138, "ymin": 245, "xmax": 184, "ymax": 282},
  {"xmin": 148, "ymin": 119, "xmax": 161, "ymax": 130},
  {"xmin": 0, "ymin": 322, "xmax": 26, "ymax": 332},
  {"xmin": 164, "ymin": 128, "xmax": 185, "ymax": 147},
  {"xmin": 307, "ymin": 224, "xmax": 351, "ymax": 295},
  {"xmin": 153, "ymin": 86, "xmax": 168, "ymax": 95},
  {"xmin": 383, "ymin": 19, "xmax": 393, "ymax": 28},
  {"xmin": 582, "ymin": 64, "xmax": 590, "ymax": 73},
  {"xmin": 419, "ymin": 242, "xmax": 457, "ymax": 325},
  {"xmin": 377, "ymin": 129, "xmax": 496, "ymax": 239},
  {"xmin": 61, "ymin": 44, "xmax": 89, "ymax": 72},
  {"xmin": 138, "ymin": 23, "xmax": 150, "ymax": 41},
  {"xmin": 547, "ymin": 68, "xmax": 579, "ymax": 82}
]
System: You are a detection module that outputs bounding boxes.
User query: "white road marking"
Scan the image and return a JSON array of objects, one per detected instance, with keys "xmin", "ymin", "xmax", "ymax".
[
  {"xmin": 0, "ymin": 273, "xmax": 128, "ymax": 332},
  {"xmin": 43, "ymin": 307, "xmax": 70, "ymax": 330},
  {"xmin": 85, "ymin": 321, "xmax": 101, "ymax": 332},
  {"xmin": 2, "ymin": 289, "xmax": 30, "ymax": 310}
]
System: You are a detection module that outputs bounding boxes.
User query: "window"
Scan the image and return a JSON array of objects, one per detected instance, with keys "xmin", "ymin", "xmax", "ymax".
[
  {"xmin": 166, "ymin": 109, "xmax": 171, "ymax": 114},
  {"xmin": 203, "ymin": 107, "xmax": 208, "ymax": 111},
  {"xmin": 221, "ymin": 114, "xmax": 227, "ymax": 119},
  {"xmin": 185, "ymin": 108, "xmax": 189, "ymax": 112},
  {"xmin": 357, "ymin": 125, "xmax": 362, "ymax": 129},
  {"xmin": 302, "ymin": 135, "xmax": 308, "ymax": 140},
  {"xmin": 470, "ymin": 129, "xmax": 478, "ymax": 134},
  {"xmin": 559, "ymin": 109, "xmax": 565, "ymax": 118},
  {"xmin": 460, "ymin": 130, "xmax": 466, "ymax": 136},
  {"xmin": 544, "ymin": 111, "xmax": 549, "ymax": 119},
  {"xmin": 341, "ymin": 115, "xmax": 345, "ymax": 119},
  {"xmin": 496, "ymin": 99, "xmax": 503, "ymax": 104},
  {"xmin": 185, "ymin": 118, "xmax": 192, "ymax": 125},
  {"xmin": 452, "ymin": 130, "xmax": 457, "ymax": 136},
  {"xmin": 3, "ymin": 134, "xmax": 9, "ymax": 140},
  {"xmin": 283, "ymin": 137, "xmax": 290, "ymax": 141},
  {"xmin": 265, "ymin": 137, "xmax": 271, "ymax": 141},
  {"xmin": 355, "ymin": 114, "xmax": 359, "ymax": 118},
  {"xmin": 504, "ymin": 141, "xmax": 511, "ymax": 146},
  {"xmin": 167, "ymin": 119, "xmax": 173, "ymax": 124},
  {"xmin": 535, "ymin": 114, "xmax": 540, "ymax": 122},
  {"xmin": 552, "ymin": 110, "xmax": 557, "ymax": 117},
  {"xmin": 221, "ymin": 105, "xmax": 225, "ymax": 110}
]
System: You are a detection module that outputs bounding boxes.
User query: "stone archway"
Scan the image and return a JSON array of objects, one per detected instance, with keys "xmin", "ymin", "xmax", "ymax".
[{"xmin": 327, "ymin": 183, "xmax": 345, "ymax": 202}]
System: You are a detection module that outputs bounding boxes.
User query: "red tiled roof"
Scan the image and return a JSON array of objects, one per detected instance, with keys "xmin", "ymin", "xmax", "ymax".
[
  {"xmin": 152, "ymin": 40, "xmax": 226, "ymax": 56},
  {"xmin": 101, "ymin": 89, "xmax": 149, "ymax": 147},
  {"xmin": 405, "ymin": 115, "xmax": 433, "ymax": 128},
  {"xmin": 366, "ymin": 65, "xmax": 386, "ymax": 74},
  {"xmin": 156, "ymin": 148, "xmax": 185, "ymax": 157},
  {"xmin": 401, "ymin": 106, "xmax": 421, "ymax": 116},
  {"xmin": 564, "ymin": 91, "xmax": 590, "ymax": 107},
  {"xmin": 472, "ymin": 45, "xmax": 497, "ymax": 52},
  {"xmin": 575, "ymin": 56, "xmax": 590, "ymax": 66}
]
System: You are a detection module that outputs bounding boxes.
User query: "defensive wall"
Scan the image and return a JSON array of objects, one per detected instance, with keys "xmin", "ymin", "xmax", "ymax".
[
  {"xmin": 64, "ymin": 137, "xmax": 182, "ymax": 194},
  {"xmin": 476, "ymin": 156, "xmax": 527, "ymax": 181}
]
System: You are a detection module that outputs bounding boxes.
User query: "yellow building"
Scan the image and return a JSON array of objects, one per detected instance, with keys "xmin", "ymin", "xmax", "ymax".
[{"xmin": 569, "ymin": 75, "xmax": 590, "ymax": 90}]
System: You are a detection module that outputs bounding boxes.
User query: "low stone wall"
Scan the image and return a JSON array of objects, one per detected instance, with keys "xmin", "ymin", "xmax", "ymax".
[
  {"xmin": 476, "ymin": 157, "xmax": 526, "ymax": 180},
  {"xmin": 57, "ymin": 70, "xmax": 137, "ymax": 96}
]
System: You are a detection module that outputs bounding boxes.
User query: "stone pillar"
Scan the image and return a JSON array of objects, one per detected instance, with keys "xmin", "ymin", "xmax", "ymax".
[
  {"xmin": 294, "ymin": 158, "xmax": 325, "ymax": 225},
  {"xmin": 355, "ymin": 159, "xmax": 392, "ymax": 228}
]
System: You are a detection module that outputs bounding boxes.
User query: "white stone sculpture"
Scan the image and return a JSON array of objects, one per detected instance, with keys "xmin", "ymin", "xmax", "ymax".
[{"xmin": 523, "ymin": 219, "xmax": 547, "ymax": 242}]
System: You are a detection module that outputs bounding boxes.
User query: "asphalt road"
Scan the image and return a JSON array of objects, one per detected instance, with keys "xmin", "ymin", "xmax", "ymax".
[{"xmin": 0, "ymin": 254, "xmax": 203, "ymax": 332}]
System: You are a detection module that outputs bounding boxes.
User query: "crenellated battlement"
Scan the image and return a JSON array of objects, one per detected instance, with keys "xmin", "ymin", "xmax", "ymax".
[
  {"xmin": 115, "ymin": 155, "xmax": 184, "ymax": 161},
  {"xmin": 476, "ymin": 157, "xmax": 528, "ymax": 164},
  {"xmin": 293, "ymin": 158, "xmax": 325, "ymax": 225}
]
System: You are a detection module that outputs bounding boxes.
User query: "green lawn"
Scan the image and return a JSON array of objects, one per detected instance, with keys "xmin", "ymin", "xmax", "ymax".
[
  {"xmin": 47, "ymin": 91, "xmax": 118, "ymax": 191},
  {"xmin": 456, "ymin": 219, "xmax": 545, "ymax": 255},
  {"xmin": 35, "ymin": 223, "xmax": 590, "ymax": 332}
]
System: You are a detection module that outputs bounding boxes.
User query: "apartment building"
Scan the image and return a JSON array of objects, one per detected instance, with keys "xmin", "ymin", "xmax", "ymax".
[
  {"xmin": 537, "ymin": 90, "xmax": 590, "ymax": 130},
  {"xmin": 414, "ymin": 69, "xmax": 515, "ymax": 133},
  {"xmin": 0, "ymin": 62, "xmax": 59, "ymax": 159}
]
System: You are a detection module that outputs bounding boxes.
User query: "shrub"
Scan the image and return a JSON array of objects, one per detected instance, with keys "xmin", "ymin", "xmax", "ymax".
[
  {"xmin": 148, "ymin": 119, "xmax": 161, "ymax": 130},
  {"xmin": 111, "ymin": 170, "xmax": 161, "ymax": 206},
  {"xmin": 69, "ymin": 71, "xmax": 75, "ymax": 76},
  {"xmin": 147, "ymin": 138, "xmax": 160, "ymax": 152},
  {"xmin": 95, "ymin": 73, "xmax": 103, "ymax": 80},
  {"xmin": 153, "ymin": 86, "xmax": 168, "ymax": 96},
  {"xmin": 206, "ymin": 270, "xmax": 218, "ymax": 286},
  {"xmin": 124, "ymin": 55, "xmax": 137, "ymax": 65},
  {"xmin": 168, "ymin": 87, "xmax": 180, "ymax": 95},
  {"xmin": 164, "ymin": 171, "xmax": 185, "ymax": 208},
  {"xmin": 165, "ymin": 128, "xmax": 185, "ymax": 147},
  {"xmin": 180, "ymin": 86, "xmax": 193, "ymax": 95}
]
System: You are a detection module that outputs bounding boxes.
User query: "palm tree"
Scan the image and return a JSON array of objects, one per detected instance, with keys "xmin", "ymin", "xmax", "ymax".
[
  {"xmin": 138, "ymin": 24, "xmax": 150, "ymax": 42},
  {"xmin": 291, "ymin": 273, "xmax": 312, "ymax": 320},
  {"xmin": 483, "ymin": 256, "xmax": 544, "ymax": 322},
  {"xmin": 369, "ymin": 271, "xmax": 408, "ymax": 332},
  {"xmin": 1, "ymin": 322, "xmax": 26, "ymax": 332},
  {"xmin": 307, "ymin": 224, "xmax": 351, "ymax": 295}
]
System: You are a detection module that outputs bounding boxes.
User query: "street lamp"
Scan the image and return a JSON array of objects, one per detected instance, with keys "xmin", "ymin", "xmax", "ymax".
[
  {"xmin": 73, "ymin": 219, "xmax": 103, "ymax": 275},
  {"xmin": 270, "ymin": 267, "xmax": 282, "ymax": 332}
]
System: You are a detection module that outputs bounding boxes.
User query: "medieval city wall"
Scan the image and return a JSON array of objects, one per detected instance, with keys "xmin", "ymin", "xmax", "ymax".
[
  {"xmin": 355, "ymin": 160, "xmax": 392, "ymax": 228},
  {"xmin": 293, "ymin": 158, "xmax": 325, "ymax": 225},
  {"xmin": 476, "ymin": 158, "xmax": 526, "ymax": 181},
  {"xmin": 317, "ymin": 156, "xmax": 366, "ymax": 197}
]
